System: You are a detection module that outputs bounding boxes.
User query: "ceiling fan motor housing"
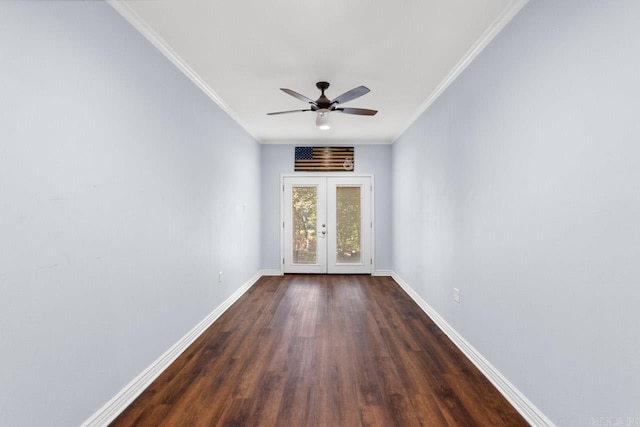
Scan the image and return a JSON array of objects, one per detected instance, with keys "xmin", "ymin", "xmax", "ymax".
[{"xmin": 315, "ymin": 81, "xmax": 332, "ymax": 109}]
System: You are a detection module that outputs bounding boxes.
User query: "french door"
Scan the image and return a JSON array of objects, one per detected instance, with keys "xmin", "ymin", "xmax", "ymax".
[{"xmin": 283, "ymin": 176, "xmax": 372, "ymax": 274}]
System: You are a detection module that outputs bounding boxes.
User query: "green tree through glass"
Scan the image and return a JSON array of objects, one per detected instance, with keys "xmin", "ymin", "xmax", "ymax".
[
  {"xmin": 292, "ymin": 187, "xmax": 317, "ymax": 263},
  {"xmin": 336, "ymin": 187, "xmax": 361, "ymax": 263}
]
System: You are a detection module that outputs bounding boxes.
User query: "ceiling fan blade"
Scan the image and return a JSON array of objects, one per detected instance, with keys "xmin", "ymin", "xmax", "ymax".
[
  {"xmin": 335, "ymin": 107, "xmax": 378, "ymax": 116},
  {"xmin": 267, "ymin": 109, "xmax": 312, "ymax": 115},
  {"xmin": 280, "ymin": 88, "xmax": 316, "ymax": 105},
  {"xmin": 330, "ymin": 86, "xmax": 370, "ymax": 105}
]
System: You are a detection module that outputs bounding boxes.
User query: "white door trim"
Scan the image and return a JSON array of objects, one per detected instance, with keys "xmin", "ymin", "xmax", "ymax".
[{"xmin": 280, "ymin": 174, "xmax": 375, "ymax": 275}]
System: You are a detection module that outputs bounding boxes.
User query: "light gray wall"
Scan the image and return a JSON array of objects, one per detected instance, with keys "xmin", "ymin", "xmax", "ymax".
[
  {"xmin": 261, "ymin": 144, "xmax": 392, "ymax": 271},
  {"xmin": 0, "ymin": 2, "xmax": 261, "ymax": 426},
  {"xmin": 392, "ymin": 0, "xmax": 640, "ymax": 425}
]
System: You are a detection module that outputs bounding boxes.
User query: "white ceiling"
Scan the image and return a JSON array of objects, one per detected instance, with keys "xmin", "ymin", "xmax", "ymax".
[{"xmin": 109, "ymin": 0, "xmax": 528, "ymax": 145}]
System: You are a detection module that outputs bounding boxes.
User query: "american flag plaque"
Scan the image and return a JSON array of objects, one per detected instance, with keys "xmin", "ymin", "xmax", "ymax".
[{"xmin": 294, "ymin": 147, "xmax": 355, "ymax": 172}]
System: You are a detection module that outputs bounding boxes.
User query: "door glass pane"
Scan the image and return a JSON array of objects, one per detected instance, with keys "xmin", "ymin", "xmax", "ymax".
[
  {"xmin": 336, "ymin": 186, "xmax": 361, "ymax": 263},
  {"xmin": 292, "ymin": 186, "xmax": 317, "ymax": 264}
]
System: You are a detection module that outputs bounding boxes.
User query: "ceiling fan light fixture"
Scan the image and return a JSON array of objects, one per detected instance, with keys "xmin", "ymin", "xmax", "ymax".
[{"xmin": 316, "ymin": 110, "xmax": 330, "ymax": 130}]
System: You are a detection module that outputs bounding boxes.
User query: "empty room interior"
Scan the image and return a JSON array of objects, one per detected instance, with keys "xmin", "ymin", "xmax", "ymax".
[{"xmin": 1, "ymin": 1, "xmax": 639, "ymax": 426}]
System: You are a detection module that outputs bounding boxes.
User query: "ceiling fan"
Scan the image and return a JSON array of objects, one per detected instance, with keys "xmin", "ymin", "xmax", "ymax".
[{"xmin": 267, "ymin": 81, "xmax": 377, "ymax": 130}]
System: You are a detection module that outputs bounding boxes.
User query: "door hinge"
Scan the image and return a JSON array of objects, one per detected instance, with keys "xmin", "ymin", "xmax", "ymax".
[
  {"xmin": 283, "ymin": 184, "xmax": 285, "ymax": 191},
  {"xmin": 283, "ymin": 221, "xmax": 285, "ymax": 228},
  {"xmin": 283, "ymin": 258, "xmax": 285, "ymax": 265},
  {"xmin": 370, "ymin": 259, "xmax": 373, "ymax": 265}
]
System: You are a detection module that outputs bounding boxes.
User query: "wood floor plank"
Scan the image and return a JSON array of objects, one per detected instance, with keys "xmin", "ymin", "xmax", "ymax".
[{"xmin": 110, "ymin": 275, "xmax": 528, "ymax": 426}]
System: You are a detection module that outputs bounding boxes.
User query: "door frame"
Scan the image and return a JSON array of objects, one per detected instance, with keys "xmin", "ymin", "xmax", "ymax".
[{"xmin": 280, "ymin": 173, "xmax": 375, "ymax": 275}]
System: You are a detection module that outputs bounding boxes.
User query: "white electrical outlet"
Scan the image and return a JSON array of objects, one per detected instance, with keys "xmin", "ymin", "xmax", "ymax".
[
  {"xmin": 218, "ymin": 272, "xmax": 223, "ymax": 283},
  {"xmin": 453, "ymin": 288, "xmax": 460, "ymax": 303}
]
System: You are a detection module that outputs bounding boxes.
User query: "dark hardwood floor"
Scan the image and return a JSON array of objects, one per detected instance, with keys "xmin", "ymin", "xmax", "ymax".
[{"xmin": 111, "ymin": 275, "xmax": 528, "ymax": 426}]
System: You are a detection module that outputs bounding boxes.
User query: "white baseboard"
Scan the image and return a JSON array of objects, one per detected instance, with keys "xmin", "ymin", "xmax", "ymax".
[
  {"xmin": 81, "ymin": 270, "xmax": 265, "ymax": 427},
  {"xmin": 83, "ymin": 270, "xmax": 552, "ymax": 426},
  {"xmin": 390, "ymin": 272, "xmax": 554, "ymax": 427}
]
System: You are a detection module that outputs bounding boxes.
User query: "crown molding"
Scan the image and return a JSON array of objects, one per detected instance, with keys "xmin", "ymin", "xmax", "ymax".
[
  {"xmin": 106, "ymin": 1, "xmax": 259, "ymax": 143},
  {"xmin": 393, "ymin": 0, "xmax": 529, "ymax": 143}
]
